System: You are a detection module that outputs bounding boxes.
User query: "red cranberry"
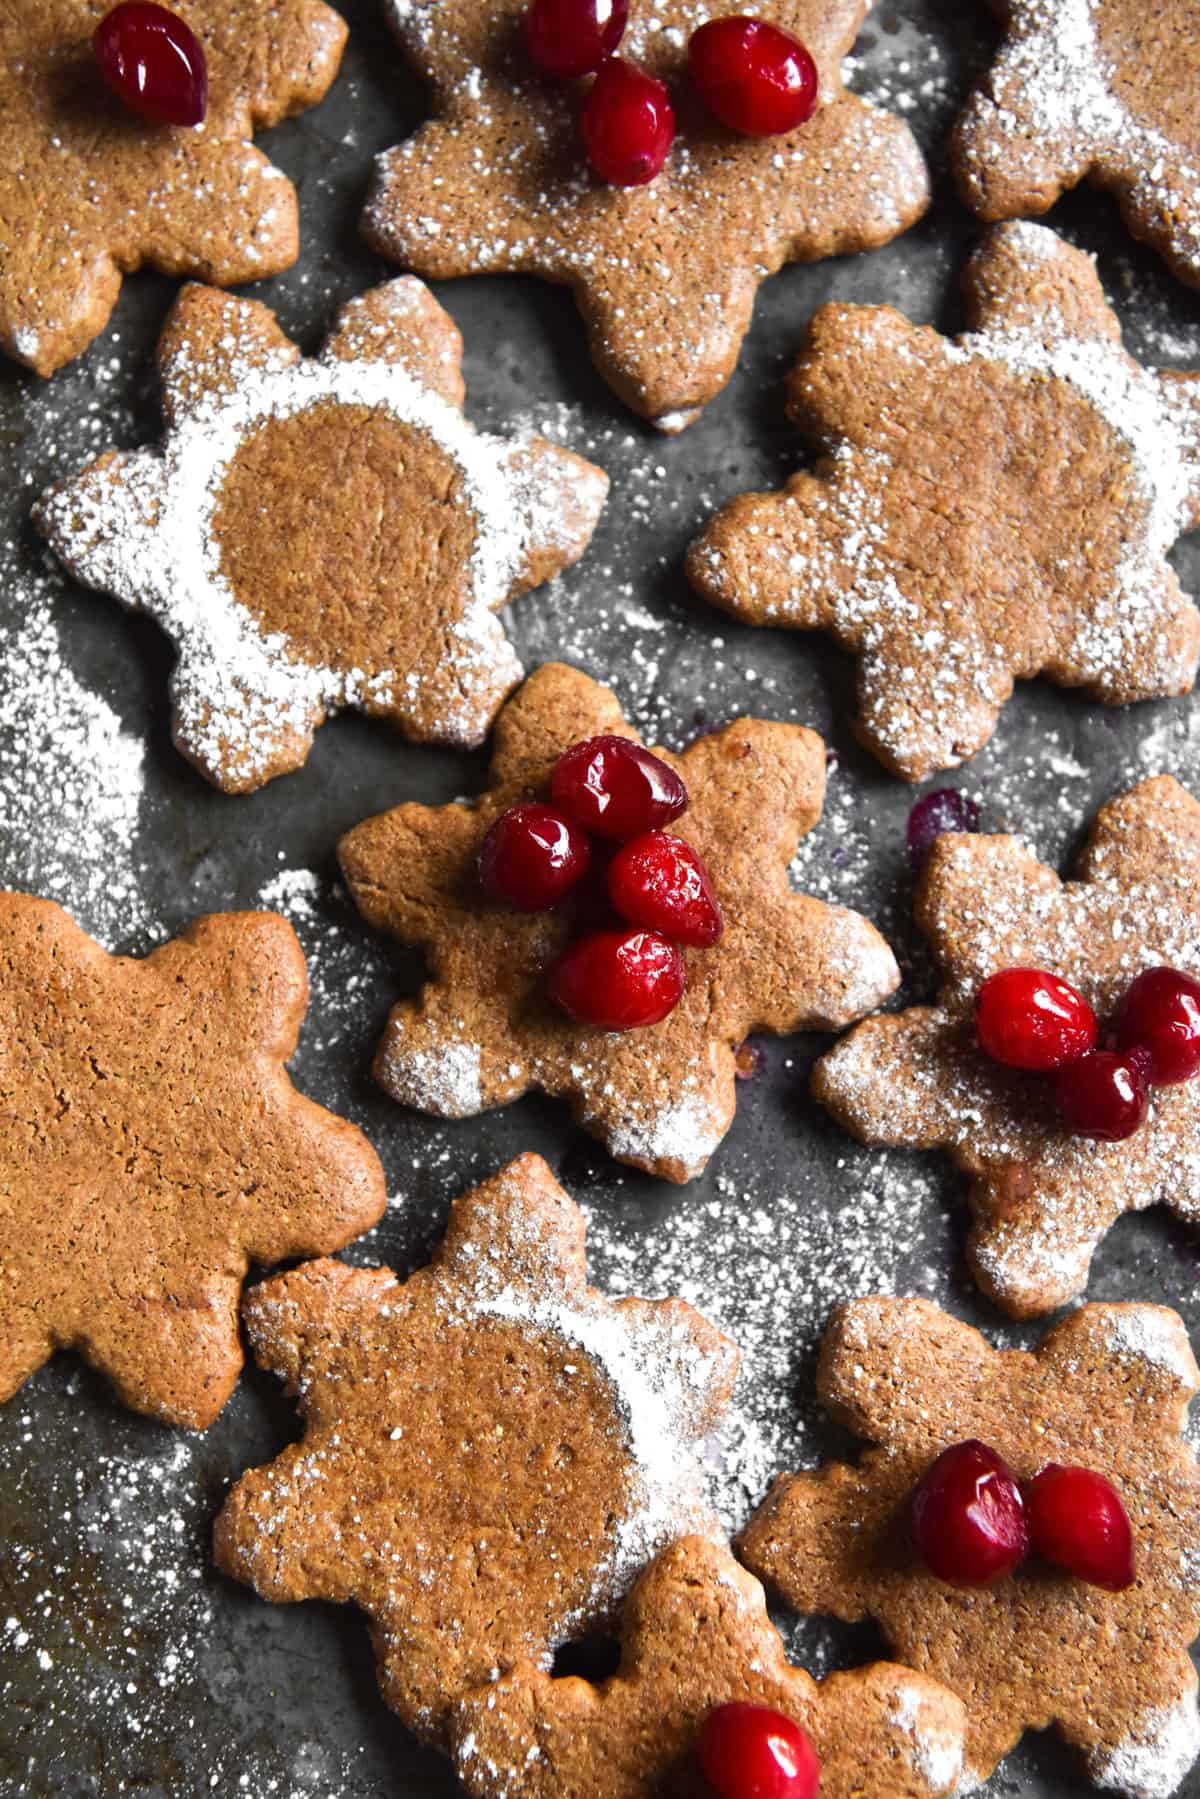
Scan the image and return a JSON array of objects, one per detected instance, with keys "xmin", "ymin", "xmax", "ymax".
[
  {"xmin": 975, "ymin": 968, "xmax": 1098, "ymax": 1072},
  {"xmin": 911, "ymin": 1440, "xmax": 1029, "ymax": 1587},
  {"xmin": 906, "ymin": 787, "xmax": 981, "ymax": 871},
  {"xmin": 1026, "ymin": 1464, "xmax": 1135, "ymax": 1592},
  {"xmin": 478, "ymin": 803, "xmax": 590, "ymax": 910},
  {"xmin": 94, "ymin": 2, "xmax": 208, "ymax": 126},
  {"xmin": 608, "ymin": 832, "xmax": 723, "ymax": 947},
  {"xmin": 1055, "ymin": 1050, "xmax": 1148, "ymax": 1142},
  {"xmin": 524, "ymin": 0, "xmax": 628, "ymax": 78},
  {"xmin": 697, "ymin": 1702, "xmax": 820, "ymax": 1799},
  {"xmin": 687, "ymin": 17, "xmax": 818, "ymax": 137},
  {"xmin": 580, "ymin": 59, "xmax": 675, "ymax": 186},
  {"xmin": 551, "ymin": 735, "xmax": 687, "ymax": 839},
  {"xmin": 549, "ymin": 928, "xmax": 684, "ymax": 1030},
  {"xmin": 1118, "ymin": 967, "xmax": 1200, "ymax": 1085}
]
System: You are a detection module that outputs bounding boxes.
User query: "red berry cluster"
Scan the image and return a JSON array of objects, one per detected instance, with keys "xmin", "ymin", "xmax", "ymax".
[
  {"xmin": 698, "ymin": 1702, "xmax": 820, "ymax": 1799},
  {"xmin": 478, "ymin": 734, "xmax": 723, "ymax": 1032},
  {"xmin": 94, "ymin": 3, "xmax": 208, "ymax": 127},
  {"xmin": 974, "ymin": 964, "xmax": 1200, "ymax": 1143},
  {"xmin": 911, "ymin": 1440, "xmax": 1135, "ymax": 1594},
  {"xmin": 523, "ymin": 0, "xmax": 819, "ymax": 187}
]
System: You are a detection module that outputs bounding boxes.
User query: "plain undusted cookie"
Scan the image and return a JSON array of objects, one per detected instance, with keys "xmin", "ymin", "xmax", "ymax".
[
  {"xmin": 213, "ymin": 1152, "xmax": 737, "ymax": 1744},
  {"xmin": 740, "ymin": 1296, "xmax": 1200, "ymax": 1797},
  {"xmin": 451, "ymin": 1535, "xmax": 967, "ymax": 1799},
  {"xmin": 35, "ymin": 279, "xmax": 608, "ymax": 793},
  {"xmin": 336, "ymin": 661, "xmax": 899, "ymax": 1184},
  {"xmin": 953, "ymin": 1, "xmax": 1200, "ymax": 290},
  {"xmin": 687, "ymin": 221, "xmax": 1200, "ymax": 781},
  {"xmin": 0, "ymin": 892, "xmax": 386, "ymax": 1429},
  {"xmin": 362, "ymin": 0, "xmax": 929, "ymax": 431},
  {"xmin": 813, "ymin": 774, "xmax": 1200, "ymax": 1318},
  {"xmin": 0, "ymin": 0, "xmax": 347, "ymax": 376}
]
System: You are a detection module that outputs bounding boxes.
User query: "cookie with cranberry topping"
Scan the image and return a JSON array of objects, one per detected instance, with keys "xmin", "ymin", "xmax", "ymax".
[
  {"xmin": 213, "ymin": 1153, "xmax": 737, "ymax": 1744},
  {"xmin": 740, "ymin": 1296, "xmax": 1200, "ymax": 1796},
  {"xmin": 362, "ymin": 0, "xmax": 929, "ymax": 431},
  {"xmin": 336, "ymin": 662, "xmax": 899, "ymax": 1183},
  {"xmin": 0, "ymin": 892, "xmax": 386, "ymax": 1429},
  {"xmin": 687, "ymin": 223, "xmax": 1200, "ymax": 781}
]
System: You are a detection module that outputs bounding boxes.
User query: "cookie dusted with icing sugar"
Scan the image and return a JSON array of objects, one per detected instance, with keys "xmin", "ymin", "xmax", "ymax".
[
  {"xmin": 213, "ymin": 1153, "xmax": 737, "ymax": 1745},
  {"xmin": 362, "ymin": 0, "xmax": 929, "ymax": 431},
  {"xmin": 954, "ymin": 2, "xmax": 1200, "ymax": 290},
  {"xmin": 0, "ymin": 0, "xmax": 347, "ymax": 377},
  {"xmin": 688, "ymin": 222, "xmax": 1200, "ymax": 781},
  {"xmin": 740, "ymin": 1297, "xmax": 1200, "ymax": 1797},
  {"xmin": 35, "ymin": 279, "xmax": 608, "ymax": 794}
]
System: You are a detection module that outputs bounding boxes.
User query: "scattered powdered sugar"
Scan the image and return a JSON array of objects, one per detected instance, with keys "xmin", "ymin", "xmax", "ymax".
[
  {"xmin": 890, "ymin": 1681, "xmax": 965, "ymax": 1793},
  {"xmin": 381, "ymin": 1027, "xmax": 485, "ymax": 1119},
  {"xmin": 1088, "ymin": 1695, "xmax": 1200, "ymax": 1799},
  {"xmin": 1104, "ymin": 1308, "xmax": 1199, "ymax": 1386}
]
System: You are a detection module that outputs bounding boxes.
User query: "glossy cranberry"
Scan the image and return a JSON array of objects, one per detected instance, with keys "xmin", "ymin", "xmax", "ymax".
[
  {"xmin": 580, "ymin": 58, "xmax": 675, "ymax": 186},
  {"xmin": 911, "ymin": 1440, "xmax": 1029, "ymax": 1587},
  {"xmin": 975, "ymin": 968, "xmax": 1098, "ymax": 1072},
  {"xmin": 549, "ymin": 928, "xmax": 684, "ymax": 1030},
  {"xmin": 1055, "ymin": 1050, "xmax": 1149, "ymax": 1142},
  {"xmin": 697, "ymin": 1702, "xmax": 820, "ymax": 1799},
  {"xmin": 524, "ymin": 0, "xmax": 628, "ymax": 78},
  {"xmin": 608, "ymin": 831, "xmax": 723, "ymax": 946},
  {"xmin": 906, "ymin": 787, "xmax": 981, "ymax": 871},
  {"xmin": 551, "ymin": 735, "xmax": 687, "ymax": 838},
  {"xmin": 1118, "ymin": 966, "xmax": 1200, "ymax": 1085},
  {"xmin": 1026, "ymin": 1464, "xmax": 1135, "ymax": 1592},
  {"xmin": 94, "ymin": 2, "xmax": 208, "ymax": 126},
  {"xmin": 687, "ymin": 16, "xmax": 818, "ymax": 137},
  {"xmin": 478, "ymin": 803, "xmax": 590, "ymax": 910}
]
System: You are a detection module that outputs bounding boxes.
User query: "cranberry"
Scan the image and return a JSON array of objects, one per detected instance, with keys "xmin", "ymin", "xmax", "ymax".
[
  {"xmin": 524, "ymin": 0, "xmax": 628, "ymax": 78},
  {"xmin": 911, "ymin": 1440, "xmax": 1029, "ymax": 1587},
  {"xmin": 687, "ymin": 17, "xmax": 818, "ymax": 137},
  {"xmin": 1055, "ymin": 1050, "xmax": 1148, "ymax": 1142},
  {"xmin": 697, "ymin": 1702, "xmax": 820, "ymax": 1799},
  {"xmin": 975, "ymin": 968, "xmax": 1098, "ymax": 1072},
  {"xmin": 1026, "ymin": 1464, "xmax": 1135, "ymax": 1592},
  {"xmin": 478, "ymin": 803, "xmax": 590, "ymax": 910},
  {"xmin": 580, "ymin": 58, "xmax": 675, "ymax": 186},
  {"xmin": 551, "ymin": 735, "xmax": 687, "ymax": 839},
  {"xmin": 608, "ymin": 832, "xmax": 723, "ymax": 947},
  {"xmin": 94, "ymin": 2, "xmax": 208, "ymax": 126},
  {"xmin": 1118, "ymin": 967, "xmax": 1200, "ymax": 1085},
  {"xmin": 906, "ymin": 787, "xmax": 981, "ymax": 871},
  {"xmin": 549, "ymin": 928, "xmax": 684, "ymax": 1030}
]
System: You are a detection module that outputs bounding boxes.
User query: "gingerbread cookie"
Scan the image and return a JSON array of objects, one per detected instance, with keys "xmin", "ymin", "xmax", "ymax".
[
  {"xmin": 740, "ymin": 1296, "xmax": 1200, "ymax": 1795},
  {"xmin": 362, "ymin": 0, "xmax": 929, "ymax": 431},
  {"xmin": 0, "ymin": 892, "xmax": 385, "ymax": 1428},
  {"xmin": 336, "ymin": 662, "xmax": 899, "ymax": 1183},
  {"xmin": 1, "ymin": 0, "xmax": 347, "ymax": 377},
  {"xmin": 687, "ymin": 222, "xmax": 1200, "ymax": 781},
  {"xmin": 953, "ymin": 2, "xmax": 1200, "ymax": 290},
  {"xmin": 34, "ymin": 279, "xmax": 608, "ymax": 794},
  {"xmin": 213, "ymin": 1153, "xmax": 736, "ymax": 1742}
]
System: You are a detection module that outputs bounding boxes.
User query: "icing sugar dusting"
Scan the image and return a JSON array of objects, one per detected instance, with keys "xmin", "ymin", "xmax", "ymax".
[
  {"xmin": 891, "ymin": 1682, "xmax": 965, "ymax": 1793},
  {"xmin": 1089, "ymin": 1695, "xmax": 1200, "ymax": 1799},
  {"xmin": 1104, "ymin": 1308, "xmax": 1199, "ymax": 1386}
]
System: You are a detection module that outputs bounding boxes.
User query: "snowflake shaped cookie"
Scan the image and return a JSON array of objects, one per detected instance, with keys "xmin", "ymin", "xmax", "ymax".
[
  {"xmin": 336, "ymin": 662, "xmax": 899, "ymax": 1183},
  {"xmin": 688, "ymin": 222, "xmax": 1200, "ymax": 780},
  {"xmin": 35, "ymin": 279, "xmax": 608, "ymax": 793},
  {"xmin": 213, "ymin": 1153, "xmax": 737, "ymax": 1743},
  {"xmin": 1, "ymin": 0, "xmax": 347, "ymax": 376},
  {"xmin": 740, "ymin": 1296, "xmax": 1200, "ymax": 1796},
  {"xmin": 362, "ymin": 0, "xmax": 930, "ymax": 431}
]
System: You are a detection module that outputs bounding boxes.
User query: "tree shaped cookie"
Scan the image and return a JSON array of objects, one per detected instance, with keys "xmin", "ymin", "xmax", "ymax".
[
  {"xmin": 1, "ymin": 0, "xmax": 347, "ymax": 376},
  {"xmin": 953, "ymin": 1, "xmax": 1200, "ymax": 290},
  {"xmin": 687, "ymin": 222, "xmax": 1200, "ymax": 781},
  {"xmin": 35, "ymin": 279, "xmax": 608, "ymax": 794},
  {"xmin": 814, "ymin": 773, "xmax": 1200, "ymax": 1317},
  {"xmin": 213, "ymin": 1152, "xmax": 737, "ymax": 1743},
  {"xmin": 451, "ymin": 1534, "xmax": 967, "ymax": 1798},
  {"xmin": 362, "ymin": 0, "xmax": 929, "ymax": 431},
  {"xmin": 0, "ymin": 892, "xmax": 386, "ymax": 1429},
  {"xmin": 336, "ymin": 662, "xmax": 899, "ymax": 1184},
  {"xmin": 740, "ymin": 1296, "xmax": 1200, "ymax": 1795}
]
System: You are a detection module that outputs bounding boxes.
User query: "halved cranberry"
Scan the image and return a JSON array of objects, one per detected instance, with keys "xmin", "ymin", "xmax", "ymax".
[
  {"xmin": 1026, "ymin": 1464, "xmax": 1135, "ymax": 1592},
  {"xmin": 697, "ymin": 1702, "xmax": 820, "ymax": 1799},
  {"xmin": 975, "ymin": 968, "xmax": 1097, "ymax": 1071},
  {"xmin": 1118, "ymin": 967, "xmax": 1200, "ymax": 1085},
  {"xmin": 580, "ymin": 58, "xmax": 675, "ymax": 186},
  {"xmin": 906, "ymin": 787, "xmax": 981, "ymax": 870},
  {"xmin": 551, "ymin": 734, "xmax": 687, "ymax": 838},
  {"xmin": 478, "ymin": 802, "xmax": 590, "ymax": 910},
  {"xmin": 687, "ymin": 16, "xmax": 818, "ymax": 137},
  {"xmin": 524, "ymin": 0, "xmax": 628, "ymax": 78},
  {"xmin": 1055, "ymin": 1050, "xmax": 1148, "ymax": 1142},
  {"xmin": 94, "ymin": 2, "xmax": 208, "ymax": 126},
  {"xmin": 911, "ymin": 1440, "xmax": 1029, "ymax": 1587},
  {"xmin": 608, "ymin": 831, "xmax": 723, "ymax": 946},
  {"xmin": 549, "ymin": 928, "xmax": 684, "ymax": 1030}
]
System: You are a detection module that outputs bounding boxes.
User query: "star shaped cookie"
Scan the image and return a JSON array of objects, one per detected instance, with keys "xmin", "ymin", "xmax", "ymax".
[
  {"xmin": 451, "ymin": 1534, "xmax": 967, "ymax": 1799},
  {"xmin": 362, "ymin": 0, "xmax": 930, "ymax": 431},
  {"xmin": 953, "ymin": 1, "xmax": 1200, "ymax": 290},
  {"xmin": 213, "ymin": 1153, "xmax": 737, "ymax": 1743},
  {"xmin": 813, "ymin": 773, "xmax": 1200, "ymax": 1318},
  {"xmin": 1, "ymin": 0, "xmax": 347, "ymax": 376},
  {"xmin": 739, "ymin": 1296, "xmax": 1200, "ymax": 1796},
  {"xmin": 35, "ymin": 279, "xmax": 608, "ymax": 794},
  {"xmin": 687, "ymin": 222, "xmax": 1200, "ymax": 781},
  {"xmin": 336, "ymin": 661, "xmax": 899, "ymax": 1183},
  {"xmin": 0, "ymin": 893, "xmax": 386, "ymax": 1429}
]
